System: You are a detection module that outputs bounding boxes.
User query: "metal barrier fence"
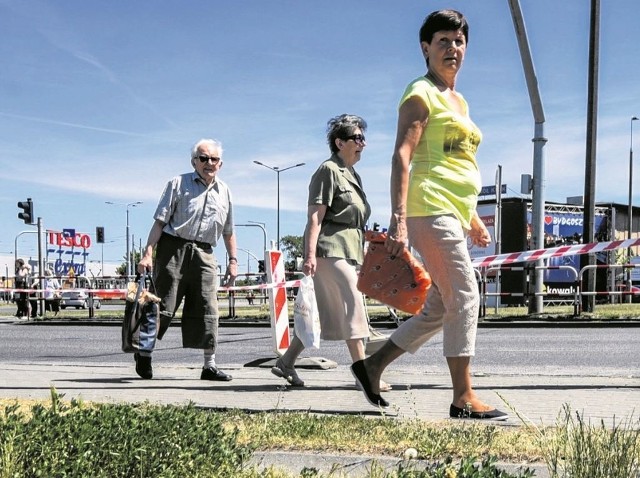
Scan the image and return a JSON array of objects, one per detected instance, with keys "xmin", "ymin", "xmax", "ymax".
[
  {"xmin": 5, "ymin": 265, "xmax": 640, "ymax": 320},
  {"xmin": 477, "ymin": 263, "xmax": 640, "ymax": 316},
  {"xmin": 578, "ymin": 264, "xmax": 640, "ymax": 307},
  {"xmin": 479, "ymin": 265, "xmax": 579, "ymax": 317}
]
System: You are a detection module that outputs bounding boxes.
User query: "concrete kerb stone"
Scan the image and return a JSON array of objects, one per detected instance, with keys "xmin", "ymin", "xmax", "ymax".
[{"xmin": 249, "ymin": 450, "xmax": 550, "ymax": 478}]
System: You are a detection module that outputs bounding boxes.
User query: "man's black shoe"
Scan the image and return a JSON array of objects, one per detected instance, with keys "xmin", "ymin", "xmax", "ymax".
[
  {"xmin": 200, "ymin": 366, "xmax": 232, "ymax": 381},
  {"xmin": 134, "ymin": 353, "xmax": 153, "ymax": 379}
]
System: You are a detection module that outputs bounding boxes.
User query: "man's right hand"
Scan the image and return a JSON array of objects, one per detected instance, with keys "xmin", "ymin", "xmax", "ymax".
[{"xmin": 137, "ymin": 255, "xmax": 153, "ymax": 275}]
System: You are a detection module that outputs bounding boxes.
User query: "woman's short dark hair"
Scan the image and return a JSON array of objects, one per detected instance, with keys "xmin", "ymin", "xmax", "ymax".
[
  {"xmin": 419, "ymin": 9, "xmax": 469, "ymax": 45},
  {"xmin": 326, "ymin": 114, "xmax": 367, "ymax": 154}
]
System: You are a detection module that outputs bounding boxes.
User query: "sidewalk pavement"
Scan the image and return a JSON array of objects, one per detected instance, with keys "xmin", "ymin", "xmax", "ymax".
[
  {"xmin": 2, "ymin": 358, "xmax": 638, "ymax": 426},
  {"xmin": 1, "ymin": 357, "xmax": 638, "ymax": 476}
]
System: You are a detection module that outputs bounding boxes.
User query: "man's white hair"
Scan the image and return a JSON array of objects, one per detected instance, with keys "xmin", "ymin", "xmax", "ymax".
[{"xmin": 191, "ymin": 139, "xmax": 223, "ymax": 158}]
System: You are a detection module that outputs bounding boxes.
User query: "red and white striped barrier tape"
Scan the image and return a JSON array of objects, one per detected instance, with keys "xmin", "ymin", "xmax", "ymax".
[
  {"xmin": 472, "ymin": 237, "xmax": 640, "ymax": 268},
  {"xmin": 0, "ymin": 280, "xmax": 303, "ymax": 296},
  {"xmin": 222, "ymin": 279, "xmax": 301, "ymax": 292},
  {"xmin": 5, "ymin": 237, "xmax": 637, "ymax": 295}
]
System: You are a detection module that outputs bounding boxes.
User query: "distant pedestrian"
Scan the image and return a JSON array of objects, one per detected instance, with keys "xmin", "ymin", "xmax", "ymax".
[
  {"xmin": 43, "ymin": 270, "xmax": 61, "ymax": 316},
  {"xmin": 14, "ymin": 259, "xmax": 31, "ymax": 318},
  {"xmin": 137, "ymin": 138, "xmax": 238, "ymax": 381},
  {"xmin": 28, "ymin": 277, "xmax": 39, "ymax": 318}
]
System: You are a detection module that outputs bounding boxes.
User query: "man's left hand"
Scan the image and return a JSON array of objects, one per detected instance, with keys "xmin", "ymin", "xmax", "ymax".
[{"xmin": 223, "ymin": 262, "xmax": 238, "ymax": 287}]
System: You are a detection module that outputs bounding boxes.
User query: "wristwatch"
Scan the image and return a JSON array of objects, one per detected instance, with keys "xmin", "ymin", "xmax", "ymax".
[{"xmin": 228, "ymin": 257, "xmax": 238, "ymax": 263}]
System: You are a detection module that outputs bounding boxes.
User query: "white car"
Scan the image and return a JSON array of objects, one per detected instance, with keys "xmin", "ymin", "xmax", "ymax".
[{"xmin": 60, "ymin": 290, "xmax": 101, "ymax": 310}]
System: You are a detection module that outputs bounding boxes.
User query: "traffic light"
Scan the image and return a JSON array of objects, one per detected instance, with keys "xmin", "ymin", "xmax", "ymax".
[
  {"xmin": 96, "ymin": 226, "xmax": 105, "ymax": 243},
  {"xmin": 17, "ymin": 198, "xmax": 33, "ymax": 224},
  {"xmin": 258, "ymin": 260, "xmax": 265, "ymax": 273}
]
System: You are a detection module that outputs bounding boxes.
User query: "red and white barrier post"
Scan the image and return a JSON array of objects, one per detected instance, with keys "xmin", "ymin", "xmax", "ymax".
[{"xmin": 265, "ymin": 249, "xmax": 290, "ymax": 356}]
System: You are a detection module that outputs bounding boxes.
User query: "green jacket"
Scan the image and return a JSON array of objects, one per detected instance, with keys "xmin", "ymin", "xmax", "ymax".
[{"xmin": 307, "ymin": 154, "xmax": 371, "ymax": 265}]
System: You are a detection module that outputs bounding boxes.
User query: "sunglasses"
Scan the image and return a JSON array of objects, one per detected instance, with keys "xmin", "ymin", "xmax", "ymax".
[
  {"xmin": 196, "ymin": 155, "xmax": 221, "ymax": 164},
  {"xmin": 344, "ymin": 134, "xmax": 366, "ymax": 145}
]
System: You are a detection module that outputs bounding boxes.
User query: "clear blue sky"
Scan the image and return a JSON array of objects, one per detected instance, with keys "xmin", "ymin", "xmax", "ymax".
[{"xmin": 1, "ymin": 0, "xmax": 639, "ymax": 272}]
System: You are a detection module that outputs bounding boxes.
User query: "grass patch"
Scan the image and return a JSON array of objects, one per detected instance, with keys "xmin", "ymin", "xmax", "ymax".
[
  {"xmin": 229, "ymin": 411, "xmax": 541, "ymax": 462},
  {"xmin": 517, "ymin": 404, "xmax": 640, "ymax": 478},
  {"xmin": 482, "ymin": 304, "xmax": 640, "ymax": 320}
]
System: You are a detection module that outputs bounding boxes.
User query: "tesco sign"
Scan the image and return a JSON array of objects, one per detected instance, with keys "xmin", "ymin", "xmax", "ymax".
[{"xmin": 48, "ymin": 230, "xmax": 92, "ymax": 249}]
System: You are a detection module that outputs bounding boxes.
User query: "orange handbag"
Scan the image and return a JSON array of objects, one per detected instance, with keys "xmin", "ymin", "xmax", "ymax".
[{"xmin": 357, "ymin": 231, "xmax": 431, "ymax": 315}]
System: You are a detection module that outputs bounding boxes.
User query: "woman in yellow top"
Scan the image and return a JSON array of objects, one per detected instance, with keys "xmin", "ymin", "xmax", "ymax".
[{"xmin": 352, "ymin": 10, "xmax": 507, "ymax": 420}]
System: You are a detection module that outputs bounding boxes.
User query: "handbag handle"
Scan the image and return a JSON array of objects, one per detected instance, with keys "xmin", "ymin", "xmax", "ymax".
[{"xmin": 133, "ymin": 272, "xmax": 157, "ymax": 292}]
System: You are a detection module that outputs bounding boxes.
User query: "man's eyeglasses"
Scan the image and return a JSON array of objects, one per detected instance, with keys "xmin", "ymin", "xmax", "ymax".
[
  {"xmin": 196, "ymin": 155, "xmax": 221, "ymax": 164},
  {"xmin": 344, "ymin": 134, "xmax": 366, "ymax": 145}
]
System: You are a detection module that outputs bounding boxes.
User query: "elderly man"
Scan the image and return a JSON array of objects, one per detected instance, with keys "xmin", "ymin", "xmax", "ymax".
[{"xmin": 136, "ymin": 138, "xmax": 238, "ymax": 381}]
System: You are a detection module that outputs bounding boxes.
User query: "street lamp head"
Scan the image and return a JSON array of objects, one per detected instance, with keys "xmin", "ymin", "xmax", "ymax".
[
  {"xmin": 253, "ymin": 160, "xmax": 306, "ymax": 250},
  {"xmin": 106, "ymin": 201, "xmax": 143, "ymax": 208},
  {"xmin": 633, "ymin": 116, "xmax": 639, "ymax": 122},
  {"xmin": 253, "ymin": 160, "xmax": 279, "ymax": 172}
]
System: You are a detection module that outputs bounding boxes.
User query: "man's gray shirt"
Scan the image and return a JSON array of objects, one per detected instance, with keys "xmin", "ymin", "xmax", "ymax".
[{"xmin": 153, "ymin": 171, "xmax": 234, "ymax": 246}]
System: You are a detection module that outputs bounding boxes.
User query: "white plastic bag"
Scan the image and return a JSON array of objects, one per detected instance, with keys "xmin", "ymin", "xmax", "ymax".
[{"xmin": 293, "ymin": 275, "xmax": 321, "ymax": 349}]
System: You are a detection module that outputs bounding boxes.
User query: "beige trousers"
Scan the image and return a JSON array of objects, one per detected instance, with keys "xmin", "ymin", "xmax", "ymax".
[{"xmin": 390, "ymin": 215, "xmax": 479, "ymax": 357}]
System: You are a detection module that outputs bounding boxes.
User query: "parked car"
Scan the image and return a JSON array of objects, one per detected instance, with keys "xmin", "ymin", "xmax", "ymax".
[{"xmin": 60, "ymin": 290, "xmax": 101, "ymax": 310}]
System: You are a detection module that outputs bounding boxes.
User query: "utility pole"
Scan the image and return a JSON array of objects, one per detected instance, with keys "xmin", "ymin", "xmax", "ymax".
[
  {"xmin": 508, "ymin": 0, "xmax": 547, "ymax": 314},
  {"xmin": 580, "ymin": 0, "xmax": 600, "ymax": 313}
]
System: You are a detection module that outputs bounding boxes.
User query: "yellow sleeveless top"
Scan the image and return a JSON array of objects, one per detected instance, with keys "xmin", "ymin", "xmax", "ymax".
[{"xmin": 401, "ymin": 76, "xmax": 482, "ymax": 229}]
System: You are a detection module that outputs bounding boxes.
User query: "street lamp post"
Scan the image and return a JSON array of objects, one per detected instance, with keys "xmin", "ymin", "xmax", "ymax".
[
  {"xmin": 238, "ymin": 247, "xmax": 260, "ymax": 274},
  {"xmin": 235, "ymin": 222, "xmax": 268, "ymax": 253},
  {"xmin": 248, "ymin": 220, "xmax": 268, "ymax": 252},
  {"xmin": 627, "ymin": 116, "xmax": 639, "ymax": 300},
  {"xmin": 253, "ymin": 161, "xmax": 305, "ymax": 249},
  {"xmin": 105, "ymin": 201, "xmax": 142, "ymax": 278}
]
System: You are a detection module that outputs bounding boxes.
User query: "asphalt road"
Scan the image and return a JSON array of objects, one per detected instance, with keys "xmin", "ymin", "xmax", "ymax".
[{"xmin": 1, "ymin": 322, "xmax": 639, "ymax": 377}]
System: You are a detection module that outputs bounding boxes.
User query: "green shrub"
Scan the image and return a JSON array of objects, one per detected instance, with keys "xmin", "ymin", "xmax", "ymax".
[{"xmin": 0, "ymin": 390, "xmax": 250, "ymax": 477}]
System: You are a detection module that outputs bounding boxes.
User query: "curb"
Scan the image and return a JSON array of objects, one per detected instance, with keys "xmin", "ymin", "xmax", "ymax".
[
  {"xmin": 250, "ymin": 450, "xmax": 550, "ymax": 478},
  {"xmin": 4, "ymin": 316, "xmax": 640, "ymax": 328}
]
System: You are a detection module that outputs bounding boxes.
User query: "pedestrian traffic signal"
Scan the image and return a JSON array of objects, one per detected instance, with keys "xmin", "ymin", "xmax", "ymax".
[
  {"xmin": 258, "ymin": 260, "xmax": 265, "ymax": 273},
  {"xmin": 96, "ymin": 226, "xmax": 105, "ymax": 243},
  {"xmin": 17, "ymin": 198, "xmax": 33, "ymax": 224}
]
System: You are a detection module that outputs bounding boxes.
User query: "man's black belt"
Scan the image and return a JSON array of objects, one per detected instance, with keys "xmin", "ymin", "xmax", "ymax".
[{"xmin": 163, "ymin": 233, "xmax": 212, "ymax": 250}]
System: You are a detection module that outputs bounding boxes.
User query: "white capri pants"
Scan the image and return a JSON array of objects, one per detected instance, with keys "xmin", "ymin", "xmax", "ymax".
[{"xmin": 389, "ymin": 214, "xmax": 479, "ymax": 357}]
